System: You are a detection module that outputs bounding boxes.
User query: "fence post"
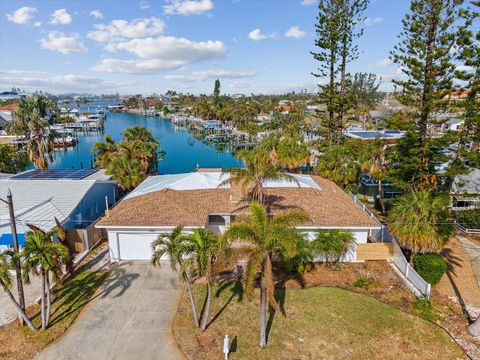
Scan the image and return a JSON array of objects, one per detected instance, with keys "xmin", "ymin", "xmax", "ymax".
[
  {"xmin": 425, "ymin": 283, "xmax": 431, "ymax": 300},
  {"xmin": 405, "ymin": 263, "xmax": 410, "ymax": 277}
]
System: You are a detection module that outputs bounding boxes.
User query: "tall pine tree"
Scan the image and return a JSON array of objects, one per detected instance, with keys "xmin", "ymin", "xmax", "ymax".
[
  {"xmin": 312, "ymin": 0, "xmax": 369, "ymax": 145},
  {"xmin": 456, "ymin": 0, "xmax": 480, "ymax": 165},
  {"xmin": 390, "ymin": 0, "xmax": 462, "ymax": 188}
]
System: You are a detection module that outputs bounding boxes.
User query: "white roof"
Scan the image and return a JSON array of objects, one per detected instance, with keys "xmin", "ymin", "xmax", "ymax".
[
  {"xmin": 446, "ymin": 118, "xmax": 464, "ymax": 125},
  {"xmin": 126, "ymin": 172, "xmax": 321, "ymax": 199},
  {"xmin": 452, "ymin": 168, "xmax": 480, "ymax": 194},
  {"xmin": 0, "ymin": 179, "xmax": 96, "ymax": 234}
]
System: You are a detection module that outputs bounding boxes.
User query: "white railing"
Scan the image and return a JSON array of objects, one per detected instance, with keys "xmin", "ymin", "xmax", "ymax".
[
  {"xmin": 454, "ymin": 220, "xmax": 480, "ymax": 234},
  {"xmin": 348, "ymin": 193, "xmax": 431, "ymax": 299}
]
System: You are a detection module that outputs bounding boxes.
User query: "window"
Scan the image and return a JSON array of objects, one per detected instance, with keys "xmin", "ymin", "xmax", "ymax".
[{"xmin": 208, "ymin": 215, "xmax": 226, "ymax": 225}]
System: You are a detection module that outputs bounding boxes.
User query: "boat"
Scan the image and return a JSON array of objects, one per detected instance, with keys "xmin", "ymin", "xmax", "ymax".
[{"xmin": 53, "ymin": 135, "xmax": 78, "ymax": 148}]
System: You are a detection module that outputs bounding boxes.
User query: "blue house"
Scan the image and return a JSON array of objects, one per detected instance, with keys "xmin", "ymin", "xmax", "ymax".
[{"xmin": 0, "ymin": 169, "xmax": 118, "ymax": 253}]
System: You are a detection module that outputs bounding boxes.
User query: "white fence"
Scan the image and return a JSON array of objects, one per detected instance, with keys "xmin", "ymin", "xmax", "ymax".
[
  {"xmin": 454, "ymin": 220, "xmax": 480, "ymax": 234},
  {"xmin": 349, "ymin": 193, "xmax": 432, "ymax": 299}
]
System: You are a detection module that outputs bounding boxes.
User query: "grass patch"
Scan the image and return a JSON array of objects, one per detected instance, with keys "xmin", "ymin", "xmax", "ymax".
[
  {"xmin": 0, "ymin": 270, "xmax": 108, "ymax": 360},
  {"xmin": 174, "ymin": 281, "xmax": 465, "ymax": 360},
  {"xmin": 353, "ymin": 275, "xmax": 377, "ymax": 290}
]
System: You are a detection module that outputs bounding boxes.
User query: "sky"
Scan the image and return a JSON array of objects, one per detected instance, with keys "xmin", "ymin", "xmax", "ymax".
[{"xmin": 0, "ymin": 0, "xmax": 410, "ymax": 95}]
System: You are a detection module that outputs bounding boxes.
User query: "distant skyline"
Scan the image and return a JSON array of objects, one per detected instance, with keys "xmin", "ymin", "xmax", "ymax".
[{"xmin": 0, "ymin": 0, "xmax": 410, "ymax": 95}]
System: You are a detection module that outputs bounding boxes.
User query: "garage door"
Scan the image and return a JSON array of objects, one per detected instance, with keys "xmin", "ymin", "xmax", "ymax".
[{"xmin": 116, "ymin": 233, "xmax": 160, "ymax": 261}]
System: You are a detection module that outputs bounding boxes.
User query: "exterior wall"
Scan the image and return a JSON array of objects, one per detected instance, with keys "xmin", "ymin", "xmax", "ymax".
[
  {"xmin": 64, "ymin": 182, "xmax": 117, "ymax": 230},
  {"xmin": 106, "ymin": 226, "xmax": 374, "ymax": 263},
  {"xmin": 302, "ymin": 229, "xmax": 369, "ymax": 262}
]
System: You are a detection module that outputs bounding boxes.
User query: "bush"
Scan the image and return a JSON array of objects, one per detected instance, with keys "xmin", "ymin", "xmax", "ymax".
[
  {"xmin": 353, "ymin": 276, "xmax": 376, "ymax": 290},
  {"xmin": 413, "ymin": 253, "xmax": 447, "ymax": 285},
  {"xmin": 412, "ymin": 299, "xmax": 440, "ymax": 322}
]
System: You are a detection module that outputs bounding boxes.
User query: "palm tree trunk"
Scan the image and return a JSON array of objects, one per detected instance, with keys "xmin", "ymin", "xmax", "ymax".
[
  {"xmin": 3, "ymin": 288, "xmax": 37, "ymax": 331},
  {"xmin": 41, "ymin": 272, "xmax": 46, "ymax": 330},
  {"xmin": 184, "ymin": 272, "xmax": 199, "ymax": 328},
  {"xmin": 469, "ymin": 316, "xmax": 480, "ymax": 337},
  {"xmin": 201, "ymin": 283, "xmax": 212, "ymax": 332},
  {"xmin": 45, "ymin": 272, "xmax": 51, "ymax": 327},
  {"xmin": 259, "ymin": 277, "xmax": 267, "ymax": 348}
]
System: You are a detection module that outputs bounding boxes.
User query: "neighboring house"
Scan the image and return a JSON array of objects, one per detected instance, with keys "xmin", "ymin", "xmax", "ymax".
[
  {"xmin": 357, "ymin": 174, "xmax": 402, "ymax": 201},
  {"xmin": 345, "ymin": 129, "xmax": 406, "ymax": 144},
  {"xmin": 0, "ymin": 104, "xmax": 17, "ymax": 132},
  {"xmin": 0, "ymin": 168, "xmax": 118, "ymax": 253},
  {"xmin": 451, "ymin": 168, "xmax": 480, "ymax": 211},
  {"xmin": 96, "ymin": 171, "xmax": 381, "ymax": 262},
  {"xmin": 442, "ymin": 118, "xmax": 464, "ymax": 131},
  {"xmin": 256, "ymin": 113, "xmax": 271, "ymax": 123}
]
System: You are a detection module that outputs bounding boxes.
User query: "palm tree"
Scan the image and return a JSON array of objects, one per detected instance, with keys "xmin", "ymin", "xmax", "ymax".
[
  {"xmin": 317, "ymin": 145, "xmax": 358, "ymax": 188},
  {"xmin": 151, "ymin": 225, "xmax": 200, "ymax": 328},
  {"xmin": 178, "ymin": 228, "xmax": 220, "ymax": 332},
  {"xmin": 107, "ymin": 156, "xmax": 146, "ymax": 191},
  {"xmin": 388, "ymin": 190, "xmax": 449, "ymax": 258},
  {"xmin": 311, "ymin": 229, "xmax": 355, "ymax": 267},
  {"xmin": 223, "ymin": 202, "xmax": 309, "ymax": 348},
  {"xmin": 92, "ymin": 134, "xmax": 118, "ymax": 169},
  {"xmin": 6, "ymin": 96, "xmax": 55, "ymax": 169},
  {"xmin": 0, "ymin": 251, "xmax": 37, "ymax": 331},
  {"xmin": 357, "ymin": 139, "xmax": 387, "ymax": 202},
  {"xmin": 22, "ymin": 229, "xmax": 71, "ymax": 330},
  {"xmin": 221, "ymin": 149, "xmax": 299, "ymax": 205}
]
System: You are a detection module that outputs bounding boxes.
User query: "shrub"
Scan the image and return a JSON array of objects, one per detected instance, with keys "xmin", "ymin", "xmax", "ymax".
[
  {"xmin": 412, "ymin": 299, "xmax": 440, "ymax": 322},
  {"xmin": 413, "ymin": 253, "xmax": 447, "ymax": 285},
  {"xmin": 353, "ymin": 276, "xmax": 376, "ymax": 290}
]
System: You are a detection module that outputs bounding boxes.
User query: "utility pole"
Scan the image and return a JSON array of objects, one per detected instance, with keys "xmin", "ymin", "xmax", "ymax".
[{"xmin": 2, "ymin": 190, "xmax": 26, "ymax": 325}]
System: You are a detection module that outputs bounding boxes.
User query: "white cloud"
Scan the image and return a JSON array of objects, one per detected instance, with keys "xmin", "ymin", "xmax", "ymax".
[
  {"xmin": 33, "ymin": 21, "xmax": 42, "ymax": 27},
  {"xmin": 165, "ymin": 69, "xmax": 257, "ymax": 82},
  {"xmin": 87, "ymin": 17, "xmax": 165, "ymax": 43},
  {"xmin": 6, "ymin": 6, "xmax": 36, "ymax": 25},
  {"xmin": 140, "ymin": 1, "xmax": 150, "ymax": 10},
  {"xmin": 0, "ymin": 69, "xmax": 133, "ymax": 93},
  {"xmin": 164, "ymin": 0, "xmax": 213, "ymax": 15},
  {"xmin": 301, "ymin": 0, "xmax": 316, "ymax": 5},
  {"xmin": 50, "ymin": 9, "xmax": 72, "ymax": 25},
  {"xmin": 39, "ymin": 31, "xmax": 88, "ymax": 54},
  {"xmin": 89, "ymin": 10, "xmax": 103, "ymax": 19},
  {"xmin": 92, "ymin": 36, "xmax": 226, "ymax": 73},
  {"xmin": 364, "ymin": 17, "xmax": 382, "ymax": 26},
  {"xmin": 371, "ymin": 57, "xmax": 393, "ymax": 68},
  {"xmin": 285, "ymin": 26, "xmax": 306, "ymax": 39},
  {"xmin": 228, "ymin": 80, "xmax": 253, "ymax": 89},
  {"xmin": 248, "ymin": 28, "xmax": 276, "ymax": 41}
]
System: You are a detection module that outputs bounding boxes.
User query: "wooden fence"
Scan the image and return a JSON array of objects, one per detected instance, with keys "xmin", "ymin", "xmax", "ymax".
[{"xmin": 64, "ymin": 220, "xmax": 106, "ymax": 254}]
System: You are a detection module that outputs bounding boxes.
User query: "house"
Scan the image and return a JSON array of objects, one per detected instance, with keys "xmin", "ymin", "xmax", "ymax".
[
  {"xmin": 96, "ymin": 171, "xmax": 381, "ymax": 262},
  {"xmin": 256, "ymin": 113, "xmax": 271, "ymax": 123},
  {"xmin": 442, "ymin": 118, "xmax": 464, "ymax": 131},
  {"xmin": 0, "ymin": 168, "xmax": 118, "ymax": 253},
  {"xmin": 357, "ymin": 174, "xmax": 402, "ymax": 201},
  {"xmin": 345, "ymin": 129, "xmax": 406, "ymax": 144},
  {"xmin": 451, "ymin": 168, "xmax": 480, "ymax": 211},
  {"xmin": 0, "ymin": 104, "xmax": 17, "ymax": 131}
]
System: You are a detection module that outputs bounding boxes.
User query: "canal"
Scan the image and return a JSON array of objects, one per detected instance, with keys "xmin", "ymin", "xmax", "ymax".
[{"xmin": 50, "ymin": 111, "xmax": 243, "ymax": 174}]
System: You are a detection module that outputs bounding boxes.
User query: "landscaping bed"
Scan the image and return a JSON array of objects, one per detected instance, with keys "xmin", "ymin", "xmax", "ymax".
[
  {"xmin": 0, "ymin": 244, "xmax": 109, "ymax": 360},
  {"xmin": 174, "ymin": 283, "xmax": 466, "ymax": 360}
]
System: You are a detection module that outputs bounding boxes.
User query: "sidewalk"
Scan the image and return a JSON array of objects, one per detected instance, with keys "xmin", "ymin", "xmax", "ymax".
[{"xmin": 436, "ymin": 236, "xmax": 480, "ymax": 315}]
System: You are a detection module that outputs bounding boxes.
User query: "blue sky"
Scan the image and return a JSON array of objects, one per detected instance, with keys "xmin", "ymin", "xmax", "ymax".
[{"xmin": 0, "ymin": 0, "xmax": 409, "ymax": 95}]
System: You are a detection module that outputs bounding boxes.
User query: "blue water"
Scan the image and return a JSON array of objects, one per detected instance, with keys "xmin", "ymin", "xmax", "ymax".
[{"xmin": 50, "ymin": 111, "xmax": 242, "ymax": 174}]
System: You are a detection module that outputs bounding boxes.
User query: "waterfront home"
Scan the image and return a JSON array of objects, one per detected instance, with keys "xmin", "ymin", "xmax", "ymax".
[
  {"xmin": 96, "ymin": 171, "xmax": 382, "ymax": 262},
  {"xmin": 450, "ymin": 168, "xmax": 480, "ymax": 211},
  {"xmin": 0, "ymin": 169, "xmax": 118, "ymax": 254},
  {"xmin": 256, "ymin": 113, "xmax": 271, "ymax": 123}
]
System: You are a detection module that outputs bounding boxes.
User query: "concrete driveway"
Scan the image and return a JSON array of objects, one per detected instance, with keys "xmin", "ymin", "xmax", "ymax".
[{"xmin": 37, "ymin": 262, "xmax": 185, "ymax": 360}]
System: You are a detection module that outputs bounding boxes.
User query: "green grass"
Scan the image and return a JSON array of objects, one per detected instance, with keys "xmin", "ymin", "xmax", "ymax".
[
  {"xmin": 174, "ymin": 281, "xmax": 465, "ymax": 360},
  {"xmin": 0, "ymin": 270, "xmax": 109, "ymax": 360}
]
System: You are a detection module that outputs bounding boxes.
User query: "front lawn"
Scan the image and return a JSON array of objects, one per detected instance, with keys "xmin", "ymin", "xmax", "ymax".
[
  {"xmin": 174, "ymin": 282, "xmax": 466, "ymax": 360},
  {"xmin": 0, "ymin": 269, "xmax": 108, "ymax": 360}
]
